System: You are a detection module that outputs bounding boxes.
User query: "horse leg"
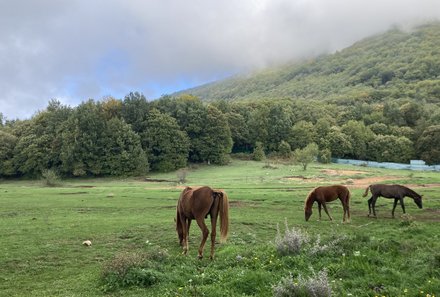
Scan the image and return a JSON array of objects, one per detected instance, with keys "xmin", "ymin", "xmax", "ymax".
[
  {"xmin": 187, "ymin": 219, "xmax": 191, "ymax": 242},
  {"xmin": 322, "ymin": 202, "xmax": 333, "ymax": 221},
  {"xmin": 342, "ymin": 199, "xmax": 350, "ymax": 223},
  {"xmin": 392, "ymin": 198, "xmax": 398, "ymax": 218},
  {"xmin": 371, "ymin": 196, "xmax": 379, "ymax": 218},
  {"xmin": 400, "ymin": 197, "xmax": 406, "ymax": 214},
  {"xmin": 180, "ymin": 216, "xmax": 189, "ymax": 255},
  {"xmin": 367, "ymin": 197, "xmax": 373, "ymax": 217},
  {"xmin": 209, "ymin": 212, "xmax": 219, "ymax": 260},
  {"xmin": 195, "ymin": 217, "xmax": 209, "ymax": 259},
  {"xmin": 317, "ymin": 202, "xmax": 322, "ymax": 220}
]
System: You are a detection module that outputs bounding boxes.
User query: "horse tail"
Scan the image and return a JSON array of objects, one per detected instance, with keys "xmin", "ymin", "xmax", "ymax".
[
  {"xmin": 218, "ymin": 191, "xmax": 230, "ymax": 243},
  {"xmin": 362, "ymin": 185, "xmax": 370, "ymax": 197}
]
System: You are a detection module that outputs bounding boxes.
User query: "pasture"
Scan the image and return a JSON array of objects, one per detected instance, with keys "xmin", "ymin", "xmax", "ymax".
[{"xmin": 1, "ymin": 160, "xmax": 439, "ymax": 296}]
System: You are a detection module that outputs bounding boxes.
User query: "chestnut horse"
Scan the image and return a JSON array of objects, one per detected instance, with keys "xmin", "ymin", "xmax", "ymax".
[
  {"xmin": 176, "ymin": 186, "xmax": 229, "ymax": 259},
  {"xmin": 363, "ymin": 184, "xmax": 423, "ymax": 218},
  {"xmin": 304, "ymin": 185, "xmax": 351, "ymax": 222}
]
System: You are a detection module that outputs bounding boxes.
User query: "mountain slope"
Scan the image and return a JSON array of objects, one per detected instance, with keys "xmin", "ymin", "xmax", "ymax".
[{"xmin": 177, "ymin": 22, "xmax": 440, "ymax": 103}]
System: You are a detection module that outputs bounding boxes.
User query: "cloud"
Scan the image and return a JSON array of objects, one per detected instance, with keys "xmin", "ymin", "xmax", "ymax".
[{"xmin": 1, "ymin": 0, "xmax": 439, "ymax": 119}]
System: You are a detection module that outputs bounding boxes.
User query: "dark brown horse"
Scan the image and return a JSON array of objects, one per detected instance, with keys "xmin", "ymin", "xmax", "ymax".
[
  {"xmin": 363, "ymin": 184, "xmax": 423, "ymax": 218},
  {"xmin": 176, "ymin": 186, "xmax": 229, "ymax": 259},
  {"xmin": 304, "ymin": 185, "xmax": 351, "ymax": 222}
]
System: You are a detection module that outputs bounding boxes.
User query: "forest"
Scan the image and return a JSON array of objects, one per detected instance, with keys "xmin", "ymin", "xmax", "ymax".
[
  {"xmin": 1, "ymin": 22, "xmax": 440, "ymax": 178},
  {"xmin": 0, "ymin": 91, "xmax": 439, "ymax": 178}
]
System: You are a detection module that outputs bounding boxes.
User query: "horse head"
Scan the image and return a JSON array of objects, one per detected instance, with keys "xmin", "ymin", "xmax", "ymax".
[
  {"xmin": 414, "ymin": 195, "xmax": 423, "ymax": 209},
  {"xmin": 305, "ymin": 208, "xmax": 312, "ymax": 221}
]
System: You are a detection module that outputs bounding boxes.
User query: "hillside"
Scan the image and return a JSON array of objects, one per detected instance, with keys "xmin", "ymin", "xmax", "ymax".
[{"xmin": 177, "ymin": 22, "xmax": 440, "ymax": 104}]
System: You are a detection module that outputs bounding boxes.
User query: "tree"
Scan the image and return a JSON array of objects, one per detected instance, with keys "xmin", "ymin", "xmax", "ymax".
[
  {"xmin": 417, "ymin": 125, "xmax": 440, "ymax": 165},
  {"xmin": 0, "ymin": 131, "xmax": 17, "ymax": 176},
  {"xmin": 100, "ymin": 118, "xmax": 148, "ymax": 176},
  {"xmin": 141, "ymin": 109, "xmax": 190, "ymax": 172},
  {"xmin": 278, "ymin": 140, "xmax": 292, "ymax": 159},
  {"xmin": 196, "ymin": 105, "xmax": 233, "ymax": 165},
  {"xmin": 226, "ymin": 112, "xmax": 250, "ymax": 152},
  {"xmin": 266, "ymin": 103, "xmax": 292, "ymax": 151},
  {"xmin": 12, "ymin": 100, "xmax": 71, "ymax": 176},
  {"xmin": 247, "ymin": 103, "xmax": 270, "ymax": 150},
  {"xmin": 121, "ymin": 92, "xmax": 150, "ymax": 133},
  {"xmin": 341, "ymin": 120, "xmax": 375, "ymax": 160},
  {"xmin": 368, "ymin": 135, "xmax": 414, "ymax": 163},
  {"xmin": 253, "ymin": 141, "xmax": 266, "ymax": 161},
  {"xmin": 289, "ymin": 121, "xmax": 316, "ymax": 150},
  {"xmin": 293, "ymin": 142, "xmax": 319, "ymax": 170},
  {"xmin": 59, "ymin": 100, "xmax": 148, "ymax": 176}
]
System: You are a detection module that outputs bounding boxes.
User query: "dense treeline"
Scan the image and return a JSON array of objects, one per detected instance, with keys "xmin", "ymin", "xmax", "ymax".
[{"xmin": 1, "ymin": 92, "xmax": 439, "ymax": 178}]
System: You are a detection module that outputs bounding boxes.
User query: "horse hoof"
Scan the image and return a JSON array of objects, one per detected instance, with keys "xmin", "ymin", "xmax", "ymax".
[{"xmin": 198, "ymin": 254, "xmax": 203, "ymax": 259}]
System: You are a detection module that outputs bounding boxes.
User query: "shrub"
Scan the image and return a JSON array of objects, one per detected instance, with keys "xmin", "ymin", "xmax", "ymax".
[
  {"xmin": 318, "ymin": 149, "xmax": 332, "ymax": 164},
  {"xmin": 100, "ymin": 251, "xmax": 165, "ymax": 292},
  {"xmin": 176, "ymin": 168, "xmax": 188, "ymax": 183},
  {"xmin": 309, "ymin": 234, "xmax": 347, "ymax": 256},
  {"xmin": 41, "ymin": 169, "xmax": 61, "ymax": 187},
  {"xmin": 253, "ymin": 142, "xmax": 266, "ymax": 161},
  {"xmin": 273, "ymin": 269, "xmax": 332, "ymax": 297},
  {"xmin": 275, "ymin": 219, "xmax": 309, "ymax": 255}
]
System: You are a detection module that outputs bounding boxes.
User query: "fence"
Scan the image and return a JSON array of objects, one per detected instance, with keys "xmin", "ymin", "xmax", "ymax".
[{"xmin": 332, "ymin": 158, "xmax": 440, "ymax": 172}]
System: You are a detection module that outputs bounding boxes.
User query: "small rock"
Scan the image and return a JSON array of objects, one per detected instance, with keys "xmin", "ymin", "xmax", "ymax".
[{"xmin": 82, "ymin": 240, "xmax": 92, "ymax": 247}]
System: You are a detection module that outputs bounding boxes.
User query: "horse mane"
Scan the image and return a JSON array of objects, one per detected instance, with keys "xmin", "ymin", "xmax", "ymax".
[
  {"xmin": 304, "ymin": 188, "xmax": 316, "ymax": 210},
  {"xmin": 401, "ymin": 185, "xmax": 421, "ymax": 198}
]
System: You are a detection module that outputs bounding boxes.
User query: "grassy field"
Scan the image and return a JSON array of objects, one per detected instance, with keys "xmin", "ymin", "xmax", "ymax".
[{"xmin": 1, "ymin": 160, "xmax": 439, "ymax": 296}]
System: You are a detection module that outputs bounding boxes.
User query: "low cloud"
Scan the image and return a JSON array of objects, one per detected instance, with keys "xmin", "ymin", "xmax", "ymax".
[{"xmin": 1, "ymin": 0, "xmax": 439, "ymax": 119}]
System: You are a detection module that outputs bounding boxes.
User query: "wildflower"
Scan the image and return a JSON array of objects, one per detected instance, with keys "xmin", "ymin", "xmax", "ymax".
[
  {"xmin": 404, "ymin": 288, "xmax": 408, "ymax": 293},
  {"xmin": 353, "ymin": 251, "xmax": 360, "ymax": 257}
]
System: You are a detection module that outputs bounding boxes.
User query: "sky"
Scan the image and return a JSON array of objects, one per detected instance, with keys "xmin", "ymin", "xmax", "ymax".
[{"xmin": 1, "ymin": 0, "xmax": 440, "ymax": 120}]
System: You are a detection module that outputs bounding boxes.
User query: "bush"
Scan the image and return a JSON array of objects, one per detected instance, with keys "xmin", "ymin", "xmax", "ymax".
[
  {"xmin": 273, "ymin": 269, "xmax": 332, "ymax": 297},
  {"xmin": 176, "ymin": 168, "xmax": 188, "ymax": 183},
  {"xmin": 100, "ymin": 251, "xmax": 165, "ymax": 292},
  {"xmin": 275, "ymin": 220, "xmax": 309, "ymax": 255},
  {"xmin": 253, "ymin": 142, "xmax": 266, "ymax": 161},
  {"xmin": 41, "ymin": 169, "xmax": 61, "ymax": 187},
  {"xmin": 309, "ymin": 234, "xmax": 347, "ymax": 256},
  {"xmin": 318, "ymin": 149, "xmax": 332, "ymax": 164}
]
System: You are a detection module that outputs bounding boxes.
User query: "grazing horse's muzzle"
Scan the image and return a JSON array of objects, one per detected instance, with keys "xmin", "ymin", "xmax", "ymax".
[
  {"xmin": 415, "ymin": 198, "xmax": 423, "ymax": 209},
  {"xmin": 305, "ymin": 210, "xmax": 312, "ymax": 221}
]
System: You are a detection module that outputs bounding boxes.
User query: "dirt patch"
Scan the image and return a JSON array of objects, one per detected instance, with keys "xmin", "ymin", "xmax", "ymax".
[
  {"xmin": 321, "ymin": 169, "xmax": 368, "ymax": 175},
  {"xmin": 345, "ymin": 176, "xmax": 404, "ymax": 189}
]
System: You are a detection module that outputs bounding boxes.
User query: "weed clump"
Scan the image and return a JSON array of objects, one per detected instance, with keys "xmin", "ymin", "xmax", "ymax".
[
  {"xmin": 275, "ymin": 219, "xmax": 309, "ymax": 255},
  {"xmin": 309, "ymin": 234, "xmax": 347, "ymax": 256},
  {"xmin": 273, "ymin": 269, "xmax": 332, "ymax": 297},
  {"xmin": 101, "ymin": 249, "xmax": 167, "ymax": 292}
]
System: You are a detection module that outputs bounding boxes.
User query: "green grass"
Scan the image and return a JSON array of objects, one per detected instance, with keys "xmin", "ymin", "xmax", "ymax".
[{"xmin": 1, "ymin": 160, "xmax": 439, "ymax": 296}]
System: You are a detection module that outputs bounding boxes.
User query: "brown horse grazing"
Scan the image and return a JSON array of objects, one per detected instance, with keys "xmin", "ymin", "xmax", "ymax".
[
  {"xmin": 363, "ymin": 184, "xmax": 423, "ymax": 218},
  {"xmin": 176, "ymin": 186, "xmax": 229, "ymax": 259},
  {"xmin": 304, "ymin": 185, "xmax": 351, "ymax": 222}
]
